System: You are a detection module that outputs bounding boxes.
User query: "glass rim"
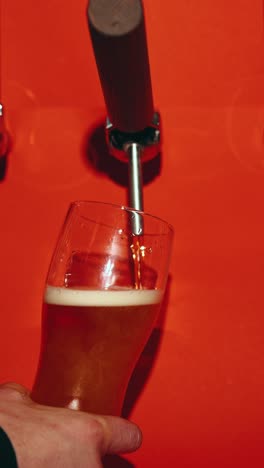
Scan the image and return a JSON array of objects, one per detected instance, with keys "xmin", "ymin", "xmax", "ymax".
[{"xmin": 70, "ymin": 200, "xmax": 174, "ymax": 234}]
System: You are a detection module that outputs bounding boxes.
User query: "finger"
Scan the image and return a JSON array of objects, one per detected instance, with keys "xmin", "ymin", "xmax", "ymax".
[
  {"xmin": 94, "ymin": 415, "xmax": 142, "ymax": 455},
  {"xmin": 0, "ymin": 382, "xmax": 31, "ymax": 402}
]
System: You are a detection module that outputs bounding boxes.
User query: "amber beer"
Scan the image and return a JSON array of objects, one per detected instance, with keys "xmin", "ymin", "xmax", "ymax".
[
  {"xmin": 31, "ymin": 200, "xmax": 173, "ymax": 415},
  {"xmin": 31, "ymin": 285, "xmax": 162, "ymax": 416}
]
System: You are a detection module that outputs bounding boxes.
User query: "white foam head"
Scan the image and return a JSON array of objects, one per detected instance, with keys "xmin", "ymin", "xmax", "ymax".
[{"xmin": 44, "ymin": 285, "xmax": 163, "ymax": 307}]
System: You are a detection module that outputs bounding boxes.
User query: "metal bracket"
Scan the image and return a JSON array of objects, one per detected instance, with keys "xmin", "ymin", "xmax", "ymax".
[{"xmin": 105, "ymin": 111, "xmax": 161, "ymax": 163}]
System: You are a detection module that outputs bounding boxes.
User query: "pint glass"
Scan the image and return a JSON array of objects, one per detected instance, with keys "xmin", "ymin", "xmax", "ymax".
[{"xmin": 31, "ymin": 201, "xmax": 173, "ymax": 415}]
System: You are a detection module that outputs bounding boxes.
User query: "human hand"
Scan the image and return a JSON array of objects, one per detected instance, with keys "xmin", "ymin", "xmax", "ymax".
[{"xmin": 0, "ymin": 382, "xmax": 142, "ymax": 468}]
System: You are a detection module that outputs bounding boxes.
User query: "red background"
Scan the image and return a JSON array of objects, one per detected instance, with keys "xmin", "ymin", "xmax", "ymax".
[{"xmin": 1, "ymin": 1, "xmax": 264, "ymax": 466}]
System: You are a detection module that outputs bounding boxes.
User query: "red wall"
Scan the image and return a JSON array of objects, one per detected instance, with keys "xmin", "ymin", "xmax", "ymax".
[{"xmin": 1, "ymin": 1, "xmax": 264, "ymax": 466}]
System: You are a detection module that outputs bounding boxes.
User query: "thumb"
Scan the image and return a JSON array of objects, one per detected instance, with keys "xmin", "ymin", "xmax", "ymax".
[
  {"xmin": 0, "ymin": 382, "xmax": 31, "ymax": 402},
  {"xmin": 94, "ymin": 415, "xmax": 142, "ymax": 455}
]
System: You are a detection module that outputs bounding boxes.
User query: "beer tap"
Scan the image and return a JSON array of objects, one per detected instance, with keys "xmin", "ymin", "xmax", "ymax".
[{"xmin": 87, "ymin": 0, "xmax": 160, "ymax": 235}]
